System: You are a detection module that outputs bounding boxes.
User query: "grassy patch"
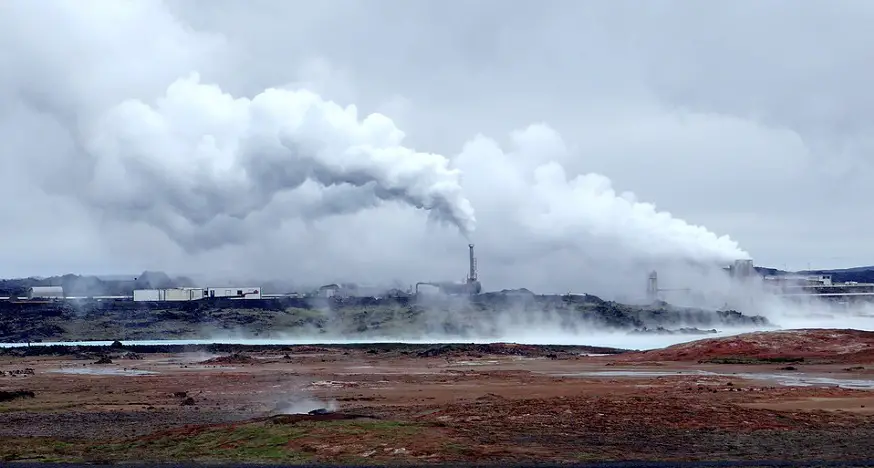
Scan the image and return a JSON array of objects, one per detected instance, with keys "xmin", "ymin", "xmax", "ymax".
[
  {"xmin": 0, "ymin": 419, "xmax": 431, "ymax": 464},
  {"xmin": 97, "ymin": 423, "xmax": 313, "ymax": 462},
  {"xmin": 1, "ymin": 438, "xmax": 83, "ymax": 463}
]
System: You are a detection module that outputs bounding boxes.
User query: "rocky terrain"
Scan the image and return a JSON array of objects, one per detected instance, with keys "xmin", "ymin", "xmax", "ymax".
[
  {"xmin": 3, "ymin": 333, "xmax": 874, "ymax": 464},
  {"xmin": 0, "ymin": 292, "xmax": 768, "ymax": 343},
  {"xmin": 622, "ymin": 329, "xmax": 874, "ymax": 364}
]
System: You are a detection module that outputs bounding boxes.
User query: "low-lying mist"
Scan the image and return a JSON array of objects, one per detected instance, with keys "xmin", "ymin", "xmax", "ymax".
[{"xmin": 2, "ymin": 268, "xmax": 871, "ymax": 351}]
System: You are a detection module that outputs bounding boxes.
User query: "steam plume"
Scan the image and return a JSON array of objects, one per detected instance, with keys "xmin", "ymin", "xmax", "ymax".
[
  {"xmin": 455, "ymin": 125, "xmax": 750, "ymax": 265},
  {"xmin": 81, "ymin": 73, "xmax": 476, "ymax": 250},
  {"xmin": 0, "ymin": 1, "xmax": 750, "ymax": 280}
]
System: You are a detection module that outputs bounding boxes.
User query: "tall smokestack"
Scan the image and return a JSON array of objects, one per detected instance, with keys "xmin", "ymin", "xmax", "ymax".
[{"xmin": 468, "ymin": 243, "xmax": 477, "ymax": 282}]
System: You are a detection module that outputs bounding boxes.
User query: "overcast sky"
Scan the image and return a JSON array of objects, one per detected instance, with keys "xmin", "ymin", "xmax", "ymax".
[{"xmin": 0, "ymin": 1, "xmax": 871, "ymax": 295}]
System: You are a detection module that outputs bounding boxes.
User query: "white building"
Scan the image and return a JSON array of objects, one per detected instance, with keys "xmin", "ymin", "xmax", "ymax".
[
  {"xmin": 28, "ymin": 286, "xmax": 64, "ymax": 300},
  {"xmin": 165, "ymin": 288, "xmax": 206, "ymax": 301},
  {"xmin": 133, "ymin": 288, "xmax": 206, "ymax": 302},
  {"xmin": 133, "ymin": 289, "xmax": 163, "ymax": 302},
  {"xmin": 763, "ymin": 274, "xmax": 833, "ymax": 288},
  {"xmin": 206, "ymin": 287, "xmax": 261, "ymax": 299}
]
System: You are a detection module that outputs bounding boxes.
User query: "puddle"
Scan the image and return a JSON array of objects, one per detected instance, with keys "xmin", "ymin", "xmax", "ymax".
[
  {"xmin": 734, "ymin": 373, "xmax": 874, "ymax": 390},
  {"xmin": 173, "ymin": 365, "xmax": 238, "ymax": 371},
  {"xmin": 52, "ymin": 367, "xmax": 158, "ymax": 376},
  {"xmin": 455, "ymin": 360, "xmax": 500, "ymax": 366},
  {"xmin": 553, "ymin": 370, "xmax": 874, "ymax": 390},
  {"xmin": 335, "ymin": 371, "xmax": 441, "ymax": 376},
  {"xmin": 557, "ymin": 370, "xmax": 716, "ymax": 378},
  {"xmin": 309, "ymin": 380, "xmax": 358, "ymax": 388}
]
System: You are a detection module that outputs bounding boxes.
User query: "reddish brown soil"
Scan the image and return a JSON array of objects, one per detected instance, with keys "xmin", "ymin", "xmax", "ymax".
[
  {"xmin": 621, "ymin": 328, "xmax": 874, "ymax": 362},
  {"xmin": 3, "ymin": 335, "xmax": 874, "ymax": 462}
]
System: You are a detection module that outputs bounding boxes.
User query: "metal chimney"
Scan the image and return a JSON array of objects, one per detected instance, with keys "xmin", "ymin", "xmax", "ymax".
[{"xmin": 468, "ymin": 244, "xmax": 477, "ymax": 282}]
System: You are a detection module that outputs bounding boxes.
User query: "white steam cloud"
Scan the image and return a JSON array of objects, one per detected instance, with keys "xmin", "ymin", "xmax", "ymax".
[
  {"xmin": 83, "ymin": 73, "xmax": 476, "ymax": 250},
  {"xmin": 454, "ymin": 125, "xmax": 749, "ymax": 264},
  {"xmin": 0, "ymin": 1, "xmax": 749, "ymax": 285},
  {"xmin": 76, "ymin": 76, "xmax": 746, "ymax": 262}
]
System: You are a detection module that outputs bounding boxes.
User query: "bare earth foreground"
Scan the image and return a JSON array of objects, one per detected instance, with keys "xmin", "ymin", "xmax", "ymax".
[{"xmin": 4, "ymin": 330, "xmax": 874, "ymax": 464}]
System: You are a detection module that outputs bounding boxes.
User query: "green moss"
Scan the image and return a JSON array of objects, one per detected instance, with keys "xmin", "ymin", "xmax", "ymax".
[{"xmin": 0, "ymin": 419, "xmax": 428, "ymax": 463}]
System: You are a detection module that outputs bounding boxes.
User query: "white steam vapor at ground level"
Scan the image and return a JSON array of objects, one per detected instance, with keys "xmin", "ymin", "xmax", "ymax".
[
  {"xmin": 266, "ymin": 387, "xmax": 338, "ymax": 416},
  {"xmin": 195, "ymin": 277, "xmax": 874, "ymax": 350},
  {"xmin": 6, "ymin": 287, "xmax": 874, "ymax": 352}
]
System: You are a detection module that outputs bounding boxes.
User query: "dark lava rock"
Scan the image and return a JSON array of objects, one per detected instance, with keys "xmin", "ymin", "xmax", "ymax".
[
  {"xmin": 270, "ymin": 412, "xmax": 376, "ymax": 424},
  {"xmin": 0, "ymin": 390, "xmax": 35, "ymax": 402}
]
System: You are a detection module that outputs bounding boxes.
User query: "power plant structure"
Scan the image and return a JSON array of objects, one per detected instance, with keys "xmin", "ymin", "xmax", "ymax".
[
  {"xmin": 416, "ymin": 243, "xmax": 482, "ymax": 296},
  {"xmin": 648, "ymin": 258, "xmax": 874, "ymax": 306},
  {"xmin": 727, "ymin": 259, "xmax": 755, "ymax": 279},
  {"xmin": 646, "ymin": 258, "xmax": 757, "ymax": 304},
  {"xmin": 645, "ymin": 271, "xmax": 691, "ymax": 302}
]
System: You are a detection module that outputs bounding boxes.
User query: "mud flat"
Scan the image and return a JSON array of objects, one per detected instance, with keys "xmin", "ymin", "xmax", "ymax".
[{"xmin": 3, "ymin": 334, "xmax": 874, "ymax": 464}]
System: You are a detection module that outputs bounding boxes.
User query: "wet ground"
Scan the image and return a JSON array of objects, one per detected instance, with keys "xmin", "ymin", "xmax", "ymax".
[{"xmin": 3, "ymin": 344, "xmax": 874, "ymax": 463}]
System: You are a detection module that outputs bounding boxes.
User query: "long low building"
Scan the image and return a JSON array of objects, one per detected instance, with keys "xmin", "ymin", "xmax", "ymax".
[
  {"xmin": 206, "ymin": 287, "xmax": 261, "ymax": 299},
  {"xmin": 133, "ymin": 287, "xmax": 262, "ymax": 302},
  {"xmin": 133, "ymin": 288, "xmax": 203, "ymax": 302}
]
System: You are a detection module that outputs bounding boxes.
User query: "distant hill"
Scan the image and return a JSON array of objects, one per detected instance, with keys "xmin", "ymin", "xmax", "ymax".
[
  {"xmin": 0, "ymin": 271, "xmax": 195, "ymax": 297},
  {"xmin": 755, "ymin": 265, "xmax": 874, "ymax": 284}
]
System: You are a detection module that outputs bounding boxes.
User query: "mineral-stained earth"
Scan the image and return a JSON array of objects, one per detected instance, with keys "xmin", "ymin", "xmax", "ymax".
[{"xmin": 3, "ymin": 330, "xmax": 874, "ymax": 464}]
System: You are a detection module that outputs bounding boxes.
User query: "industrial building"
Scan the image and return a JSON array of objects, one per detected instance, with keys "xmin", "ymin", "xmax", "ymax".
[
  {"xmin": 27, "ymin": 286, "xmax": 64, "ymax": 300},
  {"xmin": 5, "ymin": 242, "xmax": 482, "ymax": 304},
  {"xmin": 314, "ymin": 284, "xmax": 407, "ymax": 299},
  {"xmin": 132, "ymin": 286, "xmax": 261, "ymax": 302},
  {"xmin": 416, "ymin": 243, "xmax": 482, "ymax": 296},
  {"xmin": 207, "ymin": 287, "xmax": 261, "ymax": 299},
  {"xmin": 645, "ymin": 271, "xmax": 691, "ymax": 302},
  {"xmin": 763, "ymin": 274, "xmax": 833, "ymax": 288},
  {"xmin": 727, "ymin": 259, "xmax": 756, "ymax": 279},
  {"xmin": 133, "ymin": 288, "xmax": 206, "ymax": 302}
]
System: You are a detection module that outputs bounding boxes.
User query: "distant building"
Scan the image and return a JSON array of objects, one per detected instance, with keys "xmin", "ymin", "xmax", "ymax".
[
  {"xmin": 728, "ymin": 259, "xmax": 755, "ymax": 279},
  {"xmin": 317, "ymin": 284, "xmax": 340, "ymax": 298},
  {"xmin": 206, "ymin": 287, "xmax": 261, "ymax": 300},
  {"xmin": 763, "ymin": 274, "xmax": 833, "ymax": 288},
  {"xmin": 133, "ymin": 288, "xmax": 206, "ymax": 302},
  {"xmin": 28, "ymin": 286, "xmax": 64, "ymax": 300}
]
